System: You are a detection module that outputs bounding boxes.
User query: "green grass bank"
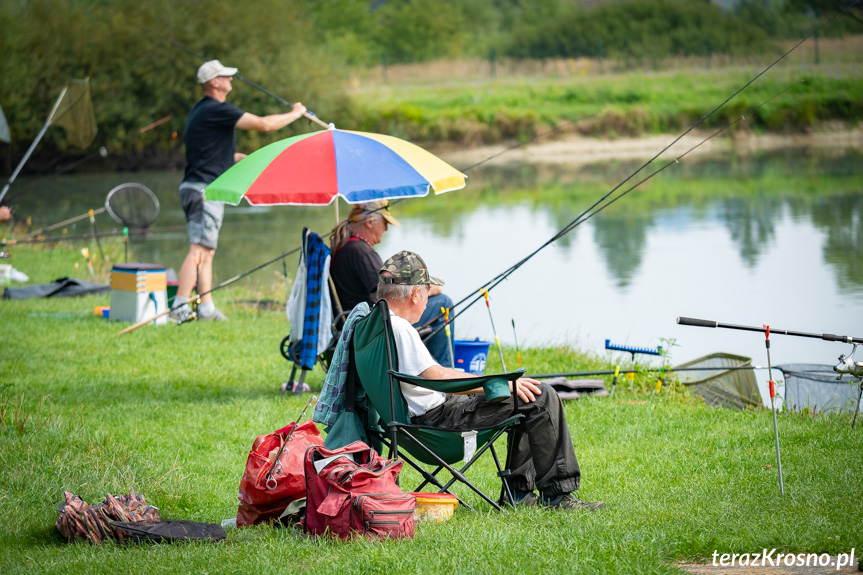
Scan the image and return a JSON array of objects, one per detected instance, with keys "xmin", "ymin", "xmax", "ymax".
[
  {"xmin": 352, "ymin": 61, "xmax": 863, "ymax": 147},
  {"xmin": 1, "ymin": 244, "xmax": 861, "ymax": 575}
]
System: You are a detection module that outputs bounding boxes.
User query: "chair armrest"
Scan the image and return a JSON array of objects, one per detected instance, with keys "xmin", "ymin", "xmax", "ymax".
[{"xmin": 389, "ymin": 368, "xmax": 526, "ymax": 396}]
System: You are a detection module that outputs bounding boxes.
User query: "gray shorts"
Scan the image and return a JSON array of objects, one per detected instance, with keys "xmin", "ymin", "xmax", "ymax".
[{"xmin": 179, "ymin": 181, "xmax": 224, "ymax": 250}]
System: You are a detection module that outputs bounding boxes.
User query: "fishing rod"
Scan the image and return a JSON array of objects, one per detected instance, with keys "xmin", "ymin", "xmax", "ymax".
[
  {"xmin": 678, "ymin": 314, "xmax": 863, "ymax": 492},
  {"xmin": 421, "ymin": 77, "xmax": 805, "ymax": 342},
  {"xmin": 3, "ymin": 116, "xmax": 173, "ymax": 205},
  {"xmin": 142, "ymin": 27, "xmax": 329, "ymax": 129},
  {"xmin": 265, "ymin": 394, "xmax": 318, "ymax": 491},
  {"xmin": 512, "ymin": 319, "xmax": 522, "ymax": 366},
  {"xmin": 117, "ymin": 246, "xmax": 302, "ymax": 334},
  {"xmin": 4, "ymin": 212, "xmax": 290, "ymax": 245},
  {"xmin": 2, "ymin": 225, "xmax": 188, "ymax": 246},
  {"xmin": 527, "ymin": 365, "xmax": 765, "ymax": 379},
  {"xmin": 22, "ymin": 207, "xmax": 107, "ymax": 240},
  {"xmin": 0, "ymin": 85, "xmax": 73, "ymax": 204},
  {"xmin": 676, "ymin": 316, "xmax": 863, "ymax": 345}
]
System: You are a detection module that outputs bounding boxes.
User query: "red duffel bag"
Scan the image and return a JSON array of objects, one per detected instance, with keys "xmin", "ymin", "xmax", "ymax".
[
  {"xmin": 303, "ymin": 441, "xmax": 415, "ymax": 540},
  {"xmin": 236, "ymin": 419, "xmax": 323, "ymax": 526}
]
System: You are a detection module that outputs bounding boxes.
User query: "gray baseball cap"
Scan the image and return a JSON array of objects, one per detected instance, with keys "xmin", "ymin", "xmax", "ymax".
[{"xmin": 197, "ymin": 60, "xmax": 238, "ymax": 84}]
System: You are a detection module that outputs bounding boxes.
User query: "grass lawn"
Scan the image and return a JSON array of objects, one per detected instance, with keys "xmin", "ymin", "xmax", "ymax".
[{"xmin": 1, "ymin": 244, "xmax": 861, "ymax": 574}]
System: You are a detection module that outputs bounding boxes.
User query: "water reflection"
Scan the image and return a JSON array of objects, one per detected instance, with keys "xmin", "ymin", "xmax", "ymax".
[
  {"xmin": 9, "ymin": 148, "xmax": 863, "ymax": 367},
  {"xmin": 811, "ymin": 193, "xmax": 863, "ymax": 294},
  {"xmin": 719, "ymin": 196, "xmax": 781, "ymax": 267},
  {"xmin": 592, "ymin": 209, "xmax": 651, "ymax": 288}
]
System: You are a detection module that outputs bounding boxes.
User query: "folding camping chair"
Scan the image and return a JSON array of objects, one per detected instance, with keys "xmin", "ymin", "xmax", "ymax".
[
  {"xmin": 351, "ymin": 299, "xmax": 527, "ymax": 511},
  {"xmin": 280, "ymin": 289, "xmax": 345, "ymax": 388},
  {"xmin": 280, "ymin": 228, "xmax": 345, "ymax": 392}
]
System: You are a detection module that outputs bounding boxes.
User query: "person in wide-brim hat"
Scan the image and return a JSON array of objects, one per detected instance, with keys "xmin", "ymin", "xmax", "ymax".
[{"xmin": 329, "ymin": 202, "xmax": 456, "ymax": 366}]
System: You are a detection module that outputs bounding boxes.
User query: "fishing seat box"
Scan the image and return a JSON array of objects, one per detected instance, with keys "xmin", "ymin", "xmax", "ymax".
[{"xmin": 109, "ymin": 263, "xmax": 168, "ymax": 324}]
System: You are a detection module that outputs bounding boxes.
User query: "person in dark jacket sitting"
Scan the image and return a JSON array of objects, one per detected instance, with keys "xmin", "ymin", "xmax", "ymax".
[{"xmin": 329, "ymin": 200, "xmax": 455, "ymax": 366}]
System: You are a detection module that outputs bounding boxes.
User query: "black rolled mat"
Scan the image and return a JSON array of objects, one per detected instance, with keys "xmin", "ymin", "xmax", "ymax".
[
  {"xmin": 110, "ymin": 519, "xmax": 227, "ymax": 543},
  {"xmin": 4, "ymin": 277, "xmax": 110, "ymax": 300}
]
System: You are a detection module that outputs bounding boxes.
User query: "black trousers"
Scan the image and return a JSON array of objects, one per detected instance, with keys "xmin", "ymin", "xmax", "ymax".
[{"xmin": 412, "ymin": 382, "xmax": 581, "ymax": 496}]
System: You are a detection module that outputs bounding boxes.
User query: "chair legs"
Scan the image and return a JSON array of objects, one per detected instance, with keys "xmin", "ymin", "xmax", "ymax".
[
  {"xmin": 394, "ymin": 426, "xmax": 516, "ymax": 511},
  {"xmin": 496, "ymin": 430, "xmax": 517, "ymax": 507}
]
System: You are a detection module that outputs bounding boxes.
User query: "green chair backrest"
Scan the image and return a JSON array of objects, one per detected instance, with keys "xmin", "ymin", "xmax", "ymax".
[
  {"xmin": 352, "ymin": 300, "xmax": 508, "ymax": 465},
  {"xmin": 352, "ymin": 300, "xmax": 412, "ymax": 426}
]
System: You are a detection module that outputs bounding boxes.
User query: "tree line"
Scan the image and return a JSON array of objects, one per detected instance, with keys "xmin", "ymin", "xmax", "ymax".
[{"xmin": 0, "ymin": 0, "xmax": 859, "ymax": 169}]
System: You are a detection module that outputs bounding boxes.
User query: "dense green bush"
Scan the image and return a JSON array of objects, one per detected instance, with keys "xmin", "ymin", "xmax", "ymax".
[
  {"xmin": 0, "ymin": 0, "xmax": 353, "ymax": 166},
  {"xmin": 504, "ymin": 0, "xmax": 773, "ymax": 60}
]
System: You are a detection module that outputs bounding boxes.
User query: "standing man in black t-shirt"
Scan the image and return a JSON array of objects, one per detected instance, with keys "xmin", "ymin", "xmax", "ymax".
[{"xmin": 171, "ymin": 60, "xmax": 307, "ymax": 322}]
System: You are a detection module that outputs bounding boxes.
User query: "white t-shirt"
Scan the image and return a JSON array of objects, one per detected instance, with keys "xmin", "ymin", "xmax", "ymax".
[{"xmin": 390, "ymin": 312, "xmax": 446, "ymax": 417}]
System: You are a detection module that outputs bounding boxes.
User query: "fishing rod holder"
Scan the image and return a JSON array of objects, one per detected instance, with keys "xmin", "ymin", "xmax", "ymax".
[{"xmin": 605, "ymin": 339, "xmax": 662, "ymax": 361}]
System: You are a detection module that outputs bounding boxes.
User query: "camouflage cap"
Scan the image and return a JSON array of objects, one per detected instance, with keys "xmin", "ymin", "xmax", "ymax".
[{"xmin": 379, "ymin": 250, "xmax": 444, "ymax": 286}]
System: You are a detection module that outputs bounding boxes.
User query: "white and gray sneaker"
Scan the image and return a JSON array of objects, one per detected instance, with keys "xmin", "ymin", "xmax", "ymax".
[
  {"xmin": 169, "ymin": 303, "xmax": 192, "ymax": 323},
  {"xmin": 198, "ymin": 307, "xmax": 228, "ymax": 321}
]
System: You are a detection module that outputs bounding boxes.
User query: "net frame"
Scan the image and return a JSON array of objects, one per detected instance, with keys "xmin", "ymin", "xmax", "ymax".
[
  {"xmin": 777, "ymin": 363, "xmax": 862, "ymax": 414},
  {"xmin": 104, "ymin": 183, "xmax": 160, "ymax": 230}
]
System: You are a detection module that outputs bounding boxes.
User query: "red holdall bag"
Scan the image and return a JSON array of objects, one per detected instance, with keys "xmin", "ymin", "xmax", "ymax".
[
  {"xmin": 236, "ymin": 419, "xmax": 323, "ymax": 526},
  {"xmin": 303, "ymin": 441, "xmax": 416, "ymax": 540}
]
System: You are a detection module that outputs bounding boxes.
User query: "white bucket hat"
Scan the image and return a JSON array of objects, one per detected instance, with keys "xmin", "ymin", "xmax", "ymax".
[{"xmin": 197, "ymin": 60, "xmax": 238, "ymax": 84}]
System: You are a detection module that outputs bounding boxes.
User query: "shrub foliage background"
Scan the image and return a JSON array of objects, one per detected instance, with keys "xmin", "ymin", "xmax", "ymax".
[{"xmin": 0, "ymin": 0, "xmax": 859, "ymax": 166}]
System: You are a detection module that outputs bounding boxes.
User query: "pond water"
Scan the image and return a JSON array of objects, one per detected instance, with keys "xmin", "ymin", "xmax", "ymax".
[{"xmin": 9, "ymin": 146, "xmax": 863, "ymax": 400}]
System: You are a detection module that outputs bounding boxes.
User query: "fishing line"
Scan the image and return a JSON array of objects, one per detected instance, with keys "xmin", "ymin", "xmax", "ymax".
[
  {"xmin": 141, "ymin": 27, "xmax": 329, "ymax": 129},
  {"xmin": 388, "ymin": 112, "xmax": 601, "ymax": 215},
  {"xmin": 458, "ymin": 113, "xmax": 599, "ymax": 173},
  {"xmin": 422, "ymin": 77, "xmax": 807, "ymax": 341},
  {"xmin": 547, "ymin": 79, "xmax": 805, "ymax": 242},
  {"xmin": 422, "ymin": 4, "xmax": 860, "ymax": 336}
]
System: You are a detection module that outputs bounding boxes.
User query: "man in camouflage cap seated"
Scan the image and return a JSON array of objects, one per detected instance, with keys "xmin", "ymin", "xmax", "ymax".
[{"xmin": 377, "ymin": 250, "xmax": 604, "ymax": 510}]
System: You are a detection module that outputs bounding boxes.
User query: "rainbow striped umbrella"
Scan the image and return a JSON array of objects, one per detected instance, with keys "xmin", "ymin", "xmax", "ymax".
[{"xmin": 204, "ymin": 128, "xmax": 466, "ymax": 206}]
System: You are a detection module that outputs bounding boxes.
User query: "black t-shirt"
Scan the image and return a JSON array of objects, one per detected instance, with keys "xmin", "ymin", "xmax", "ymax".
[
  {"xmin": 183, "ymin": 96, "xmax": 245, "ymax": 184},
  {"xmin": 330, "ymin": 239, "xmax": 383, "ymax": 312}
]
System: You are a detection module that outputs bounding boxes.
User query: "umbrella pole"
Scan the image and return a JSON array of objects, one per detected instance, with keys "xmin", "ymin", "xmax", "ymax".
[{"xmin": 334, "ymin": 201, "xmax": 339, "ymax": 226}]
